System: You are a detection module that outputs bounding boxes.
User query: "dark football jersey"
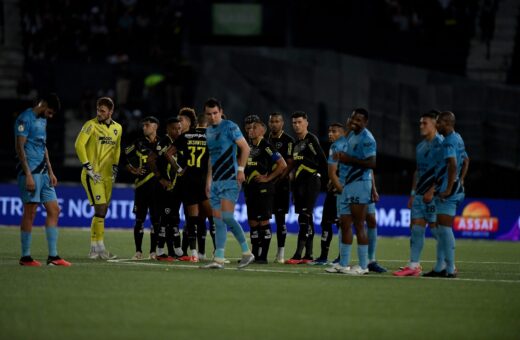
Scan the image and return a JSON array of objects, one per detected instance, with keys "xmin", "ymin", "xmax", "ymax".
[
  {"xmin": 124, "ymin": 136, "xmax": 158, "ymax": 186},
  {"xmin": 245, "ymin": 138, "xmax": 282, "ymax": 184},
  {"xmin": 292, "ymin": 132, "xmax": 327, "ymax": 180},
  {"xmin": 175, "ymin": 127, "xmax": 209, "ymax": 179}
]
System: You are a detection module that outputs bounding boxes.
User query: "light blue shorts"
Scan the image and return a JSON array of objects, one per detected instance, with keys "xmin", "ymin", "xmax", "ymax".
[
  {"xmin": 411, "ymin": 195, "xmax": 437, "ymax": 222},
  {"xmin": 336, "ymin": 183, "xmax": 375, "ymax": 216},
  {"xmin": 435, "ymin": 193, "xmax": 465, "ymax": 217},
  {"xmin": 17, "ymin": 173, "xmax": 57, "ymax": 204},
  {"xmin": 210, "ymin": 180, "xmax": 239, "ymax": 210}
]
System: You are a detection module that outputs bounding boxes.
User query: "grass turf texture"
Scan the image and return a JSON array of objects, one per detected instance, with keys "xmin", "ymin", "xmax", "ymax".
[{"xmin": 1, "ymin": 226, "xmax": 519, "ymax": 339}]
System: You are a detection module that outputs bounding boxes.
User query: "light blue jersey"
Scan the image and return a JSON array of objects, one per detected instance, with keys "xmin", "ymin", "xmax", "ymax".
[
  {"xmin": 343, "ymin": 128, "xmax": 376, "ymax": 185},
  {"xmin": 14, "ymin": 108, "xmax": 48, "ymax": 173},
  {"xmin": 206, "ymin": 120, "xmax": 244, "ymax": 182},
  {"xmin": 328, "ymin": 135, "xmax": 350, "ymax": 182},
  {"xmin": 434, "ymin": 131, "xmax": 467, "ymax": 196},
  {"xmin": 415, "ymin": 134, "xmax": 443, "ymax": 195}
]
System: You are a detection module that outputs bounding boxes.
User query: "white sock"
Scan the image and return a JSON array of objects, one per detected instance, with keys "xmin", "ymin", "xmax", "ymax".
[
  {"xmin": 174, "ymin": 247, "xmax": 183, "ymax": 257},
  {"xmin": 410, "ymin": 262, "xmax": 420, "ymax": 269},
  {"xmin": 191, "ymin": 249, "xmax": 198, "ymax": 257},
  {"xmin": 277, "ymin": 247, "xmax": 284, "ymax": 259},
  {"xmin": 157, "ymin": 248, "xmax": 165, "ymax": 256},
  {"xmin": 97, "ymin": 240, "xmax": 105, "ymax": 252}
]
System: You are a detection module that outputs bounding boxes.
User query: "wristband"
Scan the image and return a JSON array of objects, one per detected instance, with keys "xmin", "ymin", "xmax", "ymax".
[
  {"xmin": 83, "ymin": 162, "xmax": 93, "ymax": 171},
  {"xmin": 237, "ymin": 166, "xmax": 245, "ymax": 172}
]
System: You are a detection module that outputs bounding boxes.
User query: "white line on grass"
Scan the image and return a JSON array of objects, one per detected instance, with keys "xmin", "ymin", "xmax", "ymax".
[{"xmin": 101, "ymin": 259, "xmax": 520, "ymax": 284}]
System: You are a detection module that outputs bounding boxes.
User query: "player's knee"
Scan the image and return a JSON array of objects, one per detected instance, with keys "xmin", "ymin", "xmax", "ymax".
[{"xmin": 221, "ymin": 211, "xmax": 235, "ymax": 226}]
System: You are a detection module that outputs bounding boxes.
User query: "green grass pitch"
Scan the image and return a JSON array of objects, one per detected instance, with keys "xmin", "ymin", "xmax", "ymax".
[{"xmin": 1, "ymin": 226, "xmax": 519, "ymax": 339}]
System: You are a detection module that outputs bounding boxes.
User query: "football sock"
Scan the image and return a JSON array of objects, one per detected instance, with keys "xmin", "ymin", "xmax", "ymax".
[
  {"xmin": 157, "ymin": 225, "xmax": 166, "ymax": 249},
  {"xmin": 150, "ymin": 223, "xmax": 158, "ymax": 253},
  {"xmin": 187, "ymin": 216, "xmax": 198, "ymax": 250},
  {"xmin": 319, "ymin": 222, "xmax": 333, "ymax": 259},
  {"xmin": 294, "ymin": 213, "xmax": 310, "ymax": 259},
  {"xmin": 197, "ymin": 216, "xmax": 207, "ymax": 255},
  {"xmin": 214, "ymin": 216, "xmax": 227, "ymax": 261},
  {"xmin": 439, "ymin": 225, "xmax": 456, "ymax": 274},
  {"xmin": 304, "ymin": 217, "xmax": 314, "ymax": 259},
  {"xmin": 410, "ymin": 225, "xmax": 425, "ymax": 264},
  {"xmin": 250, "ymin": 228, "xmax": 260, "ymax": 258},
  {"xmin": 339, "ymin": 241, "xmax": 351, "ymax": 268},
  {"xmin": 134, "ymin": 219, "xmax": 144, "ymax": 252},
  {"xmin": 21, "ymin": 231, "xmax": 32, "ymax": 257},
  {"xmin": 181, "ymin": 230, "xmax": 189, "ymax": 255},
  {"xmin": 45, "ymin": 226, "xmax": 58, "ymax": 257},
  {"xmin": 208, "ymin": 216, "xmax": 216, "ymax": 250},
  {"xmin": 431, "ymin": 227, "xmax": 446, "ymax": 272},
  {"xmin": 358, "ymin": 244, "xmax": 368, "ymax": 269},
  {"xmin": 259, "ymin": 224, "xmax": 272, "ymax": 261},
  {"xmin": 367, "ymin": 227, "xmax": 377, "ymax": 262},
  {"xmin": 165, "ymin": 224, "xmax": 174, "ymax": 256},
  {"xmin": 173, "ymin": 226, "xmax": 181, "ymax": 249},
  {"xmin": 222, "ymin": 211, "xmax": 249, "ymax": 253},
  {"xmin": 91, "ymin": 216, "xmax": 104, "ymax": 243},
  {"xmin": 275, "ymin": 213, "xmax": 287, "ymax": 248}
]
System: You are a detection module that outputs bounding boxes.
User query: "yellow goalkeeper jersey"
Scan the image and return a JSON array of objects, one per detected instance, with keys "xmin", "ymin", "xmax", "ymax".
[{"xmin": 75, "ymin": 118, "xmax": 122, "ymax": 176}]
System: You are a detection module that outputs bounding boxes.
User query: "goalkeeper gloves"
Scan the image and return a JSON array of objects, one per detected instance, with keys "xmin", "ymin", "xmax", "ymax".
[
  {"xmin": 83, "ymin": 162, "xmax": 102, "ymax": 183},
  {"xmin": 112, "ymin": 164, "xmax": 118, "ymax": 183}
]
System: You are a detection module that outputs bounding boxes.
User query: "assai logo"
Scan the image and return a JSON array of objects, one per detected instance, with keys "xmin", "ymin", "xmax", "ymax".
[{"xmin": 454, "ymin": 201, "xmax": 498, "ymax": 232}]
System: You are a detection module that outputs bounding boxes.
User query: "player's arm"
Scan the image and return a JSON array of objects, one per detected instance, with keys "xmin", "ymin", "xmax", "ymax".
[
  {"xmin": 45, "ymin": 147, "xmax": 58, "ymax": 187},
  {"xmin": 112, "ymin": 127, "xmax": 122, "ymax": 182},
  {"xmin": 328, "ymin": 162, "xmax": 342, "ymax": 193},
  {"xmin": 371, "ymin": 170, "xmax": 379, "ymax": 202},
  {"xmin": 124, "ymin": 142, "xmax": 144, "ymax": 176},
  {"xmin": 74, "ymin": 122, "xmax": 102, "ymax": 182},
  {"xmin": 335, "ymin": 153, "xmax": 376, "ymax": 169},
  {"xmin": 460, "ymin": 155, "xmax": 470, "ymax": 187},
  {"xmin": 439, "ymin": 157, "xmax": 457, "ymax": 199},
  {"xmin": 255, "ymin": 151, "xmax": 287, "ymax": 183},
  {"xmin": 15, "ymin": 135, "xmax": 35, "ymax": 192},
  {"xmin": 148, "ymin": 150, "xmax": 171, "ymax": 189},
  {"xmin": 235, "ymin": 137, "xmax": 250, "ymax": 185},
  {"xmin": 206, "ymin": 156, "xmax": 212, "ymax": 198},
  {"xmin": 408, "ymin": 170, "xmax": 417, "ymax": 208}
]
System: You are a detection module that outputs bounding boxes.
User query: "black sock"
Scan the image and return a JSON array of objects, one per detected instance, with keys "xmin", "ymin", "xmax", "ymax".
[
  {"xmin": 187, "ymin": 216, "xmax": 198, "ymax": 252},
  {"xmin": 197, "ymin": 216, "xmax": 207, "ymax": 255},
  {"xmin": 304, "ymin": 217, "xmax": 314, "ymax": 259},
  {"xmin": 275, "ymin": 213, "xmax": 287, "ymax": 248},
  {"xmin": 250, "ymin": 228, "xmax": 260, "ymax": 258},
  {"xmin": 181, "ymin": 229, "xmax": 189, "ymax": 256},
  {"xmin": 259, "ymin": 224, "xmax": 272, "ymax": 261},
  {"xmin": 150, "ymin": 223, "xmax": 158, "ymax": 253},
  {"xmin": 173, "ymin": 226, "xmax": 181, "ymax": 249},
  {"xmin": 294, "ymin": 213, "xmax": 310, "ymax": 259},
  {"xmin": 319, "ymin": 222, "xmax": 333, "ymax": 259},
  {"xmin": 166, "ymin": 224, "xmax": 174, "ymax": 256},
  {"xmin": 157, "ymin": 225, "xmax": 166, "ymax": 249},
  {"xmin": 134, "ymin": 220, "xmax": 144, "ymax": 252}
]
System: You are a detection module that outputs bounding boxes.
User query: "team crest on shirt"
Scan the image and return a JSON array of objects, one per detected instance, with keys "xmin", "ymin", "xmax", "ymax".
[
  {"xmin": 114, "ymin": 129, "xmax": 118, "ymax": 135},
  {"xmin": 18, "ymin": 124, "xmax": 24, "ymax": 132},
  {"xmin": 95, "ymin": 195, "xmax": 101, "ymax": 201},
  {"xmin": 165, "ymin": 208, "xmax": 171, "ymax": 214},
  {"xmin": 275, "ymin": 142, "xmax": 283, "ymax": 150}
]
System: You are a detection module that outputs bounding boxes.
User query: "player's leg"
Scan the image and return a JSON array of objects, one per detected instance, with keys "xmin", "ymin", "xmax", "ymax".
[
  {"xmin": 302, "ymin": 174, "xmax": 321, "ymax": 262},
  {"xmin": 315, "ymin": 192, "xmax": 335, "ymax": 264},
  {"xmin": 17, "ymin": 173, "xmax": 41, "ymax": 266},
  {"xmin": 148, "ymin": 181, "xmax": 162, "ymax": 259},
  {"xmin": 197, "ymin": 199, "xmax": 213, "ymax": 259},
  {"xmin": 273, "ymin": 180, "xmax": 289, "ymax": 263},
  {"xmin": 221, "ymin": 196, "xmax": 254, "ymax": 268},
  {"xmin": 181, "ymin": 203, "xmax": 200, "ymax": 262},
  {"xmin": 256, "ymin": 219, "xmax": 272, "ymax": 264},
  {"xmin": 249, "ymin": 219, "xmax": 260, "ymax": 259},
  {"xmin": 256, "ymin": 185, "xmax": 274, "ymax": 264},
  {"xmin": 434, "ymin": 193, "xmax": 462, "ymax": 278},
  {"xmin": 287, "ymin": 179, "xmax": 307, "ymax": 263},
  {"xmin": 132, "ymin": 185, "xmax": 147, "ymax": 259},
  {"xmin": 348, "ymin": 203, "xmax": 369, "ymax": 275},
  {"xmin": 201, "ymin": 182, "xmax": 227, "ymax": 268},
  {"xmin": 366, "ymin": 203, "xmax": 386, "ymax": 273}
]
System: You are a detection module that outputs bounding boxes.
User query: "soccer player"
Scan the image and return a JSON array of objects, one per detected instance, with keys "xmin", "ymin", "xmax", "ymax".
[
  {"xmin": 147, "ymin": 117, "xmax": 184, "ymax": 261},
  {"xmin": 201, "ymin": 97, "xmax": 255, "ymax": 269},
  {"xmin": 424, "ymin": 111, "xmax": 469, "ymax": 278},
  {"xmin": 175, "ymin": 107, "xmax": 211, "ymax": 262},
  {"xmin": 244, "ymin": 118, "xmax": 287, "ymax": 264},
  {"xmin": 75, "ymin": 97, "xmax": 122, "ymax": 260},
  {"xmin": 267, "ymin": 112, "xmax": 294, "ymax": 263},
  {"xmin": 393, "ymin": 110, "xmax": 443, "ymax": 276},
  {"xmin": 326, "ymin": 108, "xmax": 376, "ymax": 275},
  {"xmin": 124, "ymin": 116, "xmax": 161, "ymax": 260},
  {"xmin": 286, "ymin": 112, "xmax": 328, "ymax": 264},
  {"xmin": 15, "ymin": 93, "xmax": 71, "ymax": 266},
  {"xmin": 313, "ymin": 123, "xmax": 344, "ymax": 265}
]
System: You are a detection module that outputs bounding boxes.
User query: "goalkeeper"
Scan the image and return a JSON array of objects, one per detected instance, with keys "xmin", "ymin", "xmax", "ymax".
[{"xmin": 75, "ymin": 97, "xmax": 122, "ymax": 260}]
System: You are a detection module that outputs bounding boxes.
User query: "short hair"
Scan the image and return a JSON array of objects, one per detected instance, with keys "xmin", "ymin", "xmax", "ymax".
[
  {"xmin": 97, "ymin": 97, "xmax": 114, "ymax": 111},
  {"xmin": 140, "ymin": 116, "xmax": 159, "ymax": 125},
  {"xmin": 244, "ymin": 114, "xmax": 261, "ymax": 125},
  {"xmin": 438, "ymin": 111, "xmax": 456, "ymax": 124},
  {"xmin": 165, "ymin": 117, "xmax": 181, "ymax": 126},
  {"xmin": 179, "ymin": 107, "xmax": 197, "ymax": 127},
  {"xmin": 197, "ymin": 113, "xmax": 207, "ymax": 126},
  {"xmin": 203, "ymin": 97, "xmax": 222, "ymax": 111},
  {"xmin": 329, "ymin": 122, "xmax": 345, "ymax": 130},
  {"xmin": 291, "ymin": 111, "xmax": 307, "ymax": 120},
  {"xmin": 254, "ymin": 121, "xmax": 267, "ymax": 130},
  {"xmin": 352, "ymin": 108, "xmax": 369, "ymax": 120},
  {"xmin": 269, "ymin": 112, "xmax": 284, "ymax": 119},
  {"xmin": 421, "ymin": 110, "xmax": 440, "ymax": 120},
  {"xmin": 39, "ymin": 93, "xmax": 61, "ymax": 112}
]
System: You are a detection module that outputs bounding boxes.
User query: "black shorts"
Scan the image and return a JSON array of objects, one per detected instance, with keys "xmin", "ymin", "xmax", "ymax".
[
  {"xmin": 293, "ymin": 173, "xmax": 321, "ymax": 214},
  {"xmin": 133, "ymin": 178, "xmax": 161, "ymax": 224},
  {"xmin": 158, "ymin": 185, "xmax": 182, "ymax": 218},
  {"xmin": 179, "ymin": 176, "xmax": 207, "ymax": 206},
  {"xmin": 272, "ymin": 178, "xmax": 290, "ymax": 214},
  {"xmin": 244, "ymin": 182, "xmax": 274, "ymax": 221},
  {"xmin": 322, "ymin": 191, "xmax": 339, "ymax": 223}
]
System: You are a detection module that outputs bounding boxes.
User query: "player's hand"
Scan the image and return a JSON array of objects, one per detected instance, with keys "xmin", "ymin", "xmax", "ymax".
[
  {"xmin": 333, "ymin": 152, "xmax": 349, "ymax": 164},
  {"xmin": 423, "ymin": 191, "xmax": 433, "ymax": 204},
  {"xmin": 438, "ymin": 190, "xmax": 450, "ymax": 200},
  {"xmin": 333, "ymin": 182, "xmax": 343, "ymax": 193},
  {"xmin": 237, "ymin": 170, "xmax": 246, "ymax": 186},
  {"xmin": 254, "ymin": 175, "xmax": 269, "ymax": 183},
  {"xmin": 166, "ymin": 145, "xmax": 177, "ymax": 158},
  {"xmin": 112, "ymin": 164, "xmax": 118, "ymax": 183},
  {"xmin": 159, "ymin": 178, "xmax": 171, "ymax": 190},
  {"xmin": 49, "ymin": 172, "xmax": 58, "ymax": 187},
  {"xmin": 407, "ymin": 195, "xmax": 414, "ymax": 209},
  {"xmin": 25, "ymin": 174, "xmax": 36, "ymax": 192},
  {"xmin": 83, "ymin": 162, "xmax": 102, "ymax": 183},
  {"xmin": 372, "ymin": 190, "xmax": 380, "ymax": 203}
]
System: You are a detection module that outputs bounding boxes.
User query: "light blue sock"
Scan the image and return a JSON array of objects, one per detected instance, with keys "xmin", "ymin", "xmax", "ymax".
[
  {"xmin": 410, "ymin": 225, "xmax": 425, "ymax": 263},
  {"xmin": 45, "ymin": 227, "xmax": 58, "ymax": 257},
  {"xmin": 339, "ymin": 241, "xmax": 351, "ymax": 268},
  {"xmin": 222, "ymin": 211, "xmax": 249, "ymax": 253},
  {"xmin": 431, "ymin": 227, "xmax": 445, "ymax": 272},
  {"xmin": 439, "ymin": 225, "xmax": 456, "ymax": 274},
  {"xmin": 214, "ymin": 217, "xmax": 227, "ymax": 259},
  {"xmin": 367, "ymin": 227, "xmax": 377, "ymax": 262},
  {"xmin": 358, "ymin": 245, "xmax": 368, "ymax": 269},
  {"xmin": 21, "ymin": 231, "xmax": 32, "ymax": 257}
]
